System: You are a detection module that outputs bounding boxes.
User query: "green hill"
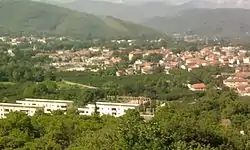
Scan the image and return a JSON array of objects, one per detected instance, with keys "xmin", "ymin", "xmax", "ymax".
[{"xmin": 0, "ymin": 0, "xmax": 161, "ymax": 38}]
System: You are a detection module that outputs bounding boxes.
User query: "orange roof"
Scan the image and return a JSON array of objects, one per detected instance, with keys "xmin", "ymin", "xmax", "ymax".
[
  {"xmin": 235, "ymin": 72, "xmax": 250, "ymax": 78},
  {"xmin": 191, "ymin": 83, "xmax": 207, "ymax": 89}
]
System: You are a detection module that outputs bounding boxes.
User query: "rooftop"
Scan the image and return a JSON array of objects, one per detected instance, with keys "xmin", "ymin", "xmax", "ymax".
[
  {"xmin": 0, "ymin": 103, "xmax": 43, "ymax": 108},
  {"xmin": 191, "ymin": 83, "xmax": 207, "ymax": 89},
  {"xmin": 96, "ymin": 102, "xmax": 140, "ymax": 107},
  {"xmin": 23, "ymin": 98, "xmax": 74, "ymax": 103}
]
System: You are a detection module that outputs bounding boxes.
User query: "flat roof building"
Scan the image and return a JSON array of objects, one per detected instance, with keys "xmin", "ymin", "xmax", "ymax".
[
  {"xmin": 0, "ymin": 103, "xmax": 43, "ymax": 119},
  {"xmin": 78, "ymin": 102, "xmax": 140, "ymax": 117},
  {"xmin": 16, "ymin": 98, "xmax": 73, "ymax": 114}
]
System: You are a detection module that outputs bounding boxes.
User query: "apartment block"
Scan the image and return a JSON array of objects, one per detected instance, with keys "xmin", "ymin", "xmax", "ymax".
[
  {"xmin": 78, "ymin": 102, "xmax": 140, "ymax": 117},
  {"xmin": 0, "ymin": 103, "xmax": 43, "ymax": 119},
  {"xmin": 16, "ymin": 98, "xmax": 73, "ymax": 113}
]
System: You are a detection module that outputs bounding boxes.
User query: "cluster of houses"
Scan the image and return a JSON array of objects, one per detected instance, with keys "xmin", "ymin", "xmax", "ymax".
[
  {"xmin": 0, "ymin": 97, "xmax": 150, "ymax": 119},
  {"xmin": 118, "ymin": 46, "xmax": 250, "ymax": 75},
  {"xmin": 0, "ymin": 36, "xmax": 69, "ymax": 45},
  {"xmin": 40, "ymin": 45, "xmax": 250, "ymax": 76},
  {"xmin": 223, "ymin": 65, "xmax": 250, "ymax": 96}
]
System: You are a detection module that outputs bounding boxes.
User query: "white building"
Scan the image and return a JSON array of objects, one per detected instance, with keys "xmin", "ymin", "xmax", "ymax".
[
  {"xmin": 0, "ymin": 103, "xmax": 43, "ymax": 119},
  {"xmin": 16, "ymin": 98, "xmax": 73, "ymax": 114},
  {"xmin": 78, "ymin": 102, "xmax": 140, "ymax": 117}
]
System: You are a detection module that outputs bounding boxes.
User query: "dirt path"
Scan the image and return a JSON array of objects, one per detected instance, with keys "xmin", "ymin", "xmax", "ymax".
[{"xmin": 62, "ymin": 80, "xmax": 98, "ymax": 89}]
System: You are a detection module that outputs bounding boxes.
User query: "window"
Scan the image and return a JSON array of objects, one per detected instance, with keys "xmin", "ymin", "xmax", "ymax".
[
  {"xmin": 61, "ymin": 106, "xmax": 67, "ymax": 108},
  {"xmin": 47, "ymin": 109, "xmax": 51, "ymax": 112},
  {"xmin": 4, "ymin": 109, "xmax": 9, "ymax": 112},
  {"xmin": 111, "ymin": 108, "xmax": 116, "ymax": 111},
  {"xmin": 112, "ymin": 112, "xmax": 117, "ymax": 116}
]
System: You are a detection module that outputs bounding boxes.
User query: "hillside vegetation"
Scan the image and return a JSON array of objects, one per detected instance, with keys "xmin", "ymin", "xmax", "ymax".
[
  {"xmin": 0, "ymin": 0, "xmax": 161, "ymax": 38},
  {"xmin": 145, "ymin": 8, "xmax": 250, "ymax": 38}
]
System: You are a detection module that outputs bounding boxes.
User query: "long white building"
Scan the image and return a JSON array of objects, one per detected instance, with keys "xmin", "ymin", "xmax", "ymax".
[
  {"xmin": 16, "ymin": 98, "xmax": 73, "ymax": 113},
  {"xmin": 0, "ymin": 99, "xmax": 141, "ymax": 119},
  {"xmin": 0, "ymin": 103, "xmax": 43, "ymax": 119},
  {"xmin": 78, "ymin": 102, "xmax": 140, "ymax": 117}
]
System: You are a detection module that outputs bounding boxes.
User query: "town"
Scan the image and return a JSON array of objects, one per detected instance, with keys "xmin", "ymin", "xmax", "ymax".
[
  {"xmin": 1, "ymin": 34, "xmax": 250, "ymax": 119},
  {"xmin": 1, "ymin": 0, "xmax": 250, "ymax": 149}
]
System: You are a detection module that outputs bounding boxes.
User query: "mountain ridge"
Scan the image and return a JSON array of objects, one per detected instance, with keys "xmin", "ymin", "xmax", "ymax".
[
  {"xmin": 0, "ymin": 0, "xmax": 162, "ymax": 38},
  {"xmin": 144, "ymin": 8, "xmax": 250, "ymax": 38}
]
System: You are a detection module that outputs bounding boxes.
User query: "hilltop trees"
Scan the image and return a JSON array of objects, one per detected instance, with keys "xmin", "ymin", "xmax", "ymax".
[{"xmin": 0, "ymin": 89, "xmax": 249, "ymax": 150}]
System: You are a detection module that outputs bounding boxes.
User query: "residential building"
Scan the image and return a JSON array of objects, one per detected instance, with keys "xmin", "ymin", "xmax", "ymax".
[
  {"xmin": 16, "ymin": 98, "xmax": 73, "ymax": 113},
  {"xmin": 188, "ymin": 83, "xmax": 207, "ymax": 91},
  {"xmin": 78, "ymin": 102, "xmax": 140, "ymax": 117},
  {"xmin": 0, "ymin": 103, "xmax": 43, "ymax": 119}
]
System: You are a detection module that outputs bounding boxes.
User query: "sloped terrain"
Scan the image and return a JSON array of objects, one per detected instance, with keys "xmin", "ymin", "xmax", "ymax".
[{"xmin": 0, "ymin": 0, "xmax": 161, "ymax": 38}]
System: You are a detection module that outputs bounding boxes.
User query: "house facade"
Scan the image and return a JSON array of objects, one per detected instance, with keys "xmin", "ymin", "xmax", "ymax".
[
  {"xmin": 16, "ymin": 98, "xmax": 73, "ymax": 113},
  {"xmin": 78, "ymin": 102, "xmax": 139, "ymax": 117},
  {"xmin": 0, "ymin": 103, "xmax": 43, "ymax": 119}
]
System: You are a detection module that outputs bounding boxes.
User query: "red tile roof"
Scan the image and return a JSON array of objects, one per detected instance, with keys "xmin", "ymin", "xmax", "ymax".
[{"xmin": 191, "ymin": 83, "xmax": 207, "ymax": 89}]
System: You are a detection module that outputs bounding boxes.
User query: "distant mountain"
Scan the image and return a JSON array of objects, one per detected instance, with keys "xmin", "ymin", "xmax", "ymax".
[
  {"xmin": 57, "ymin": 0, "xmax": 173, "ymax": 23},
  {"xmin": 144, "ymin": 8, "xmax": 250, "ymax": 38},
  {"xmin": 34, "ymin": 0, "xmax": 250, "ymax": 38},
  {"xmin": 0, "ymin": 0, "xmax": 162, "ymax": 38},
  {"xmin": 180, "ymin": 0, "xmax": 250, "ymax": 9},
  {"xmin": 53, "ymin": 0, "xmax": 250, "ymax": 24}
]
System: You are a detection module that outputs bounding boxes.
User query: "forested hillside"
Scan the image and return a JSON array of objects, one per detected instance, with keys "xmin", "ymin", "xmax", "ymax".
[{"xmin": 0, "ymin": 0, "xmax": 161, "ymax": 38}]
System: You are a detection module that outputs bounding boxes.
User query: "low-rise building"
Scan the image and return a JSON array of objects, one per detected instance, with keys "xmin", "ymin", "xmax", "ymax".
[
  {"xmin": 0, "ymin": 103, "xmax": 43, "ymax": 119},
  {"xmin": 188, "ymin": 83, "xmax": 207, "ymax": 91},
  {"xmin": 78, "ymin": 102, "xmax": 140, "ymax": 117},
  {"xmin": 16, "ymin": 98, "xmax": 73, "ymax": 113}
]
